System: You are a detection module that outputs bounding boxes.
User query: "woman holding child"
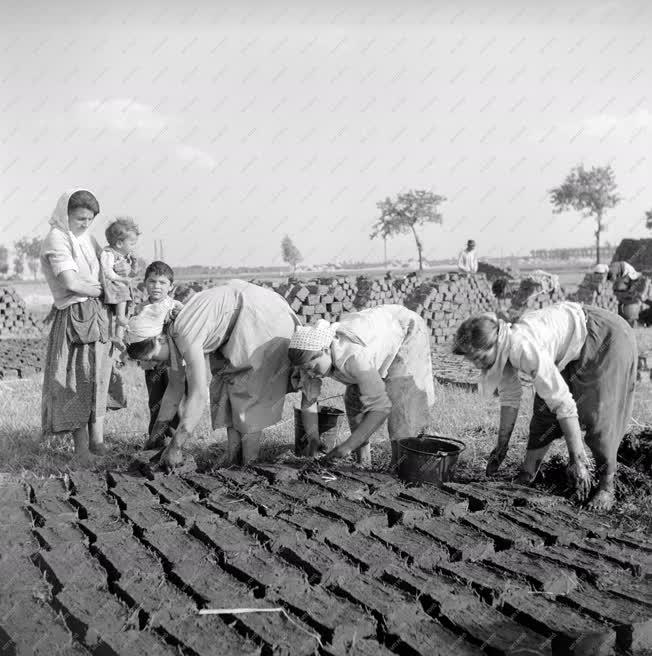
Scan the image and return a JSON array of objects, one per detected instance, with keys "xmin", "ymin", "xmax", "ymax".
[
  {"xmin": 125, "ymin": 280, "xmax": 300, "ymax": 468},
  {"xmin": 40, "ymin": 189, "xmax": 131, "ymax": 464}
]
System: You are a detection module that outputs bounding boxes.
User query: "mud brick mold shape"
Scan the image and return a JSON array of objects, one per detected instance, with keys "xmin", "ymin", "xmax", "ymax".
[
  {"xmin": 372, "ymin": 526, "xmax": 449, "ymax": 570},
  {"xmin": 216, "ymin": 467, "xmax": 268, "ymax": 489},
  {"xmin": 165, "ymin": 615, "xmax": 261, "ymax": 656},
  {"xmin": 146, "ymin": 476, "xmax": 198, "ymax": 504},
  {"xmin": 314, "ymin": 497, "xmax": 387, "ymax": 532},
  {"xmin": 325, "ymin": 531, "xmax": 403, "ymax": 575},
  {"xmin": 498, "ymin": 506, "xmax": 586, "ymax": 546},
  {"xmin": 34, "ymin": 521, "xmax": 86, "ymax": 549},
  {"xmin": 192, "ymin": 513, "xmax": 259, "ymax": 556},
  {"xmin": 398, "ymin": 486, "xmax": 469, "ymax": 518},
  {"xmin": 204, "ymin": 489, "xmax": 260, "ymax": 521},
  {"xmin": 223, "ymin": 546, "xmax": 299, "ymax": 593},
  {"xmin": 163, "ymin": 498, "xmax": 222, "ymax": 527},
  {"xmin": 461, "ymin": 510, "xmax": 546, "ymax": 550},
  {"xmin": 362, "ymin": 491, "xmax": 432, "ymax": 527},
  {"xmin": 571, "ymin": 536, "xmax": 652, "ymax": 577},
  {"xmin": 281, "ymin": 507, "xmax": 349, "ymax": 539},
  {"xmin": 37, "ymin": 542, "xmax": 107, "ymax": 589},
  {"xmin": 301, "ymin": 470, "xmax": 369, "ymax": 499},
  {"xmin": 417, "ymin": 517, "xmax": 495, "ymax": 561}
]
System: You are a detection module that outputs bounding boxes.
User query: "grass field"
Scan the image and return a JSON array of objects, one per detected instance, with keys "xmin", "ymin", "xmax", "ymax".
[{"xmin": 2, "ymin": 328, "xmax": 651, "ymax": 531}]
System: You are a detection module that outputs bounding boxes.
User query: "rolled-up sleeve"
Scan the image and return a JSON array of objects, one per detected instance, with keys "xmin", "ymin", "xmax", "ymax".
[
  {"xmin": 42, "ymin": 231, "xmax": 77, "ymax": 276},
  {"xmin": 513, "ymin": 337, "xmax": 578, "ymax": 420},
  {"xmin": 498, "ymin": 362, "xmax": 522, "ymax": 409},
  {"xmin": 341, "ymin": 353, "xmax": 392, "ymax": 414}
]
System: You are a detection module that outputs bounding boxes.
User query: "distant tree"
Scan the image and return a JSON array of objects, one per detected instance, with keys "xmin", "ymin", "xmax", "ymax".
[
  {"xmin": 0, "ymin": 245, "xmax": 8, "ymax": 276},
  {"xmin": 14, "ymin": 237, "xmax": 43, "ymax": 279},
  {"xmin": 281, "ymin": 235, "xmax": 303, "ymax": 274},
  {"xmin": 371, "ymin": 189, "xmax": 445, "ymax": 272},
  {"xmin": 645, "ymin": 209, "xmax": 652, "ymax": 231},
  {"xmin": 549, "ymin": 164, "xmax": 620, "ymax": 265}
]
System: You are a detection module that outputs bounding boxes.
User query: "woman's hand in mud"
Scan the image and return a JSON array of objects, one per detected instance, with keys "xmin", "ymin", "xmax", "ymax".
[
  {"xmin": 486, "ymin": 442, "xmax": 509, "ymax": 476},
  {"xmin": 566, "ymin": 458, "xmax": 592, "ymax": 502},
  {"xmin": 321, "ymin": 444, "xmax": 349, "ymax": 464},
  {"xmin": 159, "ymin": 443, "xmax": 184, "ymax": 472}
]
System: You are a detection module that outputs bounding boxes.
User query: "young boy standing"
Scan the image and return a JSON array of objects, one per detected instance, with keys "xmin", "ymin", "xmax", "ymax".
[{"xmin": 131, "ymin": 261, "xmax": 184, "ymax": 437}]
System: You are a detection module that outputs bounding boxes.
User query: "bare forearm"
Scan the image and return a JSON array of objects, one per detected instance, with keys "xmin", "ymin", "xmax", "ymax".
[
  {"xmin": 339, "ymin": 410, "xmax": 389, "ymax": 453},
  {"xmin": 559, "ymin": 416, "xmax": 586, "ymax": 462},
  {"xmin": 68, "ymin": 278, "xmax": 101, "ymax": 297},
  {"xmin": 497, "ymin": 406, "xmax": 518, "ymax": 446}
]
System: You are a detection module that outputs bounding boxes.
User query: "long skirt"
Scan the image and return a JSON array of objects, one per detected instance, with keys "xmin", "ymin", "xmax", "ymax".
[
  {"xmin": 41, "ymin": 302, "xmax": 114, "ymax": 434},
  {"xmin": 343, "ymin": 314, "xmax": 435, "ymax": 440},
  {"xmin": 527, "ymin": 306, "xmax": 637, "ymax": 457}
]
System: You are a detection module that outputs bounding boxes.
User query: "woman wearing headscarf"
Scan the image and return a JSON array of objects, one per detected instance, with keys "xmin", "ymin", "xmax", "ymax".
[
  {"xmin": 40, "ymin": 189, "xmax": 130, "ymax": 464},
  {"xmin": 453, "ymin": 301, "xmax": 637, "ymax": 511},
  {"xmin": 288, "ymin": 305, "xmax": 435, "ymax": 467},
  {"xmin": 125, "ymin": 280, "xmax": 300, "ymax": 469},
  {"xmin": 608, "ymin": 261, "xmax": 647, "ymax": 327}
]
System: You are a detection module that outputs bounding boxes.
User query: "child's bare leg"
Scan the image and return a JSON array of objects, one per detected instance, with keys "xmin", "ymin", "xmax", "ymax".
[
  {"xmin": 226, "ymin": 427, "xmax": 242, "ymax": 465},
  {"xmin": 242, "ymin": 431, "xmax": 261, "ymax": 465},
  {"xmin": 72, "ymin": 426, "xmax": 93, "ymax": 466},
  {"xmin": 115, "ymin": 301, "xmax": 128, "ymax": 327},
  {"xmin": 89, "ymin": 419, "xmax": 107, "ymax": 455},
  {"xmin": 586, "ymin": 440, "xmax": 617, "ymax": 512}
]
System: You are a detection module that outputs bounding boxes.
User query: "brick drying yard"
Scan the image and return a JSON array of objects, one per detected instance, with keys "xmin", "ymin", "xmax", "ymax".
[{"xmin": 2, "ymin": 464, "xmax": 651, "ymax": 656}]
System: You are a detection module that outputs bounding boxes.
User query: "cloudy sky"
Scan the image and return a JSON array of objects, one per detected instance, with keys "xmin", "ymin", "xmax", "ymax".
[{"xmin": 1, "ymin": 0, "xmax": 651, "ymax": 267}]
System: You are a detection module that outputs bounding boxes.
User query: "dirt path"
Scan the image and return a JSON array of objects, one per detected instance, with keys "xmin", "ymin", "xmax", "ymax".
[{"xmin": 2, "ymin": 465, "xmax": 651, "ymax": 655}]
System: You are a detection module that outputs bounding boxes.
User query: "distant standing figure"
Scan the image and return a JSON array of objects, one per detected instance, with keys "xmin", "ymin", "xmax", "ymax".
[
  {"xmin": 608, "ymin": 261, "xmax": 645, "ymax": 327},
  {"xmin": 458, "ymin": 239, "xmax": 478, "ymax": 274}
]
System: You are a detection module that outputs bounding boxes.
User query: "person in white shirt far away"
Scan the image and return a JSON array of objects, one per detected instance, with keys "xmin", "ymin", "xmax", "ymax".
[
  {"xmin": 453, "ymin": 302, "xmax": 637, "ymax": 512},
  {"xmin": 458, "ymin": 239, "xmax": 478, "ymax": 273}
]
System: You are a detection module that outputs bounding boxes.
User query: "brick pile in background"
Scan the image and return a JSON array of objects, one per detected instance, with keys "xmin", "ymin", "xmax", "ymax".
[
  {"xmin": 0, "ymin": 287, "xmax": 42, "ymax": 338},
  {"xmin": 508, "ymin": 274, "xmax": 566, "ymax": 317},
  {"xmin": 570, "ymin": 273, "xmax": 619, "ymax": 312}
]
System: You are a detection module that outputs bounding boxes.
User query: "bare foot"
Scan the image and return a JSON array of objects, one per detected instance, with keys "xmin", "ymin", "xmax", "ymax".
[
  {"xmin": 515, "ymin": 470, "xmax": 536, "ymax": 485},
  {"xmin": 89, "ymin": 441, "xmax": 108, "ymax": 456},
  {"xmin": 586, "ymin": 489, "xmax": 615, "ymax": 512},
  {"xmin": 71, "ymin": 450, "xmax": 94, "ymax": 468},
  {"xmin": 144, "ymin": 434, "xmax": 170, "ymax": 450}
]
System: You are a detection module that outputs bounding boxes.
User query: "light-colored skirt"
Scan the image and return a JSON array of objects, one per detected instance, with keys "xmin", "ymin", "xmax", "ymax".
[{"xmin": 41, "ymin": 302, "xmax": 115, "ymax": 434}]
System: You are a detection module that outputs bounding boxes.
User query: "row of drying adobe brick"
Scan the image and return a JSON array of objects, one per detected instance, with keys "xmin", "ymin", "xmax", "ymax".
[
  {"xmin": 0, "ymin": 337, "xmax": 46, "ymax": 379},
  {"xmin": 0, "ymin": 286, "xmax": 42, "ymax": 339}
]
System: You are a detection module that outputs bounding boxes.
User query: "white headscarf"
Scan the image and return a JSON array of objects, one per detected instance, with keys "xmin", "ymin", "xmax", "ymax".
[
  {"xmin": 289, "ymin": 319, "xmax": 365, "ymax": 352},
  {"xmin": 44, "ymin": 189, "xmax": 99, "ymax": 273}
]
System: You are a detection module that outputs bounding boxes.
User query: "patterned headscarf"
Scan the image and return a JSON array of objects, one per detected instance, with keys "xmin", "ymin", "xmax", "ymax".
[{"xmin": 289, "ymin": 319, "xmax": 338, "ymax": 351}]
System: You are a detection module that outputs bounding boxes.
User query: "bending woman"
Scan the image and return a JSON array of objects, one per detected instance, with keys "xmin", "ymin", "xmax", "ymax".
[
  {"xmin": 453, "ymin": 301, "xmax": 637, "ymax": 511},
  {"xmin": 288, "ymin": 305, "xmax": 435, "ymax": 466},
  {"xmin": 125, "ymin": 280, "xmax": 299, "ymax": 468},
  {"xmin": 41, "ymin": 189, "xmax": 130, "ymax": 464}
]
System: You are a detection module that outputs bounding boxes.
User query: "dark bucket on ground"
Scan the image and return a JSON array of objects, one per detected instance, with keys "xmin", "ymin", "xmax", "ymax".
[
  {"xmin": 397, "ymin": 435, "xmax": 466, "ymax": 485},
  {"xmin": 294, "ymin": 405, "xmax": 346, "ymax": 456}
]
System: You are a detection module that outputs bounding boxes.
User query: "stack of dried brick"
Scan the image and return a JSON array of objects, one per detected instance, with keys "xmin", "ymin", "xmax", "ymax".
[
  {"xmin": 0, "ymin": 287, "xmax": 42, "ymax": 338},
  {"xmin": 403, "ymin": 273, "xmax": 497, "ymax": 344},
  {"xmin": 509, "ymin": 272, "xmax": 566, "ymax": 315},
  {"xmin": 570, "ymin": 272, "xmax": 619, "ymax": 312}
]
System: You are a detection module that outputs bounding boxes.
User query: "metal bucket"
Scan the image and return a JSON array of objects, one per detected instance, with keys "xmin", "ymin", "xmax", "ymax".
[
  {"xmin": 294, "ymin": 405, "xmax": 346, "ymax": 456},
  {"xmin": 397, "ymin": 435, "xmax": 466, "ymax": 486}
]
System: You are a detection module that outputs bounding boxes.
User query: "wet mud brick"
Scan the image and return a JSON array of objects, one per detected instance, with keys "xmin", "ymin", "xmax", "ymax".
[
  {"xmin": 235, "ymin": 609, "xmax": 321, "ymax": 656},
  {"xmin": 501, "ymin": 589, "xmax": 617, "ymax": 656},
  {"xmin": 0, "ymin": 595, "xmax": 85, "ymax": 656},
  {"xmin": 301, "ymin": 470, "xmax": 369, "ymax": 499},
  {"xmin": 550, "ymin": 504, "xmax": 612, "ymax": 538},
  {"xmin": 243, "ymin": 486, "xmax": 295, "ymax": 517},
  {"xmin": 572, "ymin": 537, "xmax": 652, "ymax": 577},
  {"xmin": 398, "ymin": 486, "xmax": 469, "ymax": 518},
  {"xmin": 108, "ymin": 472, "xmax": 158, "ymax": 508},
  {"xmin": 0, "ymin": 554, "xmax": 50, "ymax": 598},
  {"xmin": 461, "ymin": 510, "xmax": 545, "ymax": 549},
  {"xmin": 561, "ymin": 582, "xmax": 652, "ymax": 653},
  {"xmin": 54, "ymin": 585, "xmax": 131, "ymax": 648},
  {"xmin": 252, "ymin": 463, "xmax": 301, "ymax": 483},
  {"xmin": 29, "ymin": 495, "xmax": 78, "ymax": 524},
  {"xmin": 237, "ymin": 512, "xmax": 303, "ymax": 549},
  {"xmin": 165, "ymin": 615, "xmax": 261, "ymax": 656},
  {"xmin": 362, "ymin": 491, "xmax": 432, "ymax": 527},
  {"xmin": 610, "ymin": 530, "xmax": 652, "ymax": 553},
  {"xmin": 122, "ymin": 503, "xmax": 177, "ymax": 531},
  {"xmin": 336, "ymin": 468, "xmax": 404, "ymax": 494},
  {"xmin": 276, "ymin": 533, "xmax": 358, "ymax": 584},
  {"xmin": 322, "ymin": 638, "xmax": 396, "ymax": 656},
  {"xmin": 272, "ymin": 481, "xmax": 331, "ymax": 505},
  {"xmin": 596, "ymin": 571, "xmax": 652, "ymax": 607},
  {"xmin": 203, "ymin": 489, "xmax": 260, "ymax": 521},
  {"xmin": 215, "ymin": 467, "xmax": 269, "ymax": 489},
  {"xmin": 146, "ymin": 475, "xmax": 198, "ymax": 504},
  {"xmin": 280, "ymin": 507, "xmax": 349, "ymax": 539},
  {"xmin": 437, "ymin": 560, "xmax": 530, "ymax": 604},
  {"xmin": 28, "ymin": 477, "xmax": 68, "ymax": 502},
  {"xmin": 417, "ymin": 518, "xmax": 495, "ymax": 561},
  {"xmin": 498, "ymin": 506, "xmax": 585, "ymax": 546},
  {"xmin": 115, "ymin": 570, "xmax": 196, "ymax": 627},
  {"xmin": 162, "ymin": 498, "xmax": 222, "ymax": 527},
  {"xmin": 92, "ymin": 529, "xmax": 165, "ymax": 580},
  {"xmin": 472, "ymin": 481, "xmax": 563, "ymax": 509},
  {"xmin": 530, "ymin": 544, "xmax": 636, "ymax": 583},
  {"xmin": 0, "ymin": 480, "xmax": 28, "ymax": 505},
  {"xmin": 192, "ymin": 514, "xmax": 259, "ymax": 557},
  {"xmin": 0, "ymin": 502, "xmax": 32, "ymax": 529},
  {"xmin": 325, "ymin": 530, "xmax": 403, "ymax": 575},
  {"xmin": 100, "ymin": 629, "xmax": 181, "ymax": 656},
  {"xmin": 314, "ymin": 497, "xmax": 387, "ymax": 532},
  {"xmin": 223, "ymin": 546, "xmax": 299, "ymax": 593},
  {"xmin": 484, "ymin": 549, "xmax": 579, "ymax": 594},
  {"xmin": 34, "ymin": 520, "xmax": 87, "ymax": 549},
  {"xmin": 67, "ymin": 470, "xmax": 109, "ymax": 495},
  {"xmin": 182, "ymin": 472, "xmax": 227, "ymax": 496},
  {"xmin": 37, "ymin": 542, "xmax": 107, "ymax": 589},
  {"xmin": 273, "ymin": 576, "xmax": 376, "ymax": 647},
  {"xmin": 371, "ymin": 526, "xmax": 449, "ymax": 570},
  {"xmin": 78, "ymin": 511, "xmax": 132, "ymax": 541}
]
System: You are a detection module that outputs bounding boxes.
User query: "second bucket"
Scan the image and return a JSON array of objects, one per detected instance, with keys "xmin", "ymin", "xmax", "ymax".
[{"xmin": 294, "ymin": 405, "xmax": 346, "ymax": 456}]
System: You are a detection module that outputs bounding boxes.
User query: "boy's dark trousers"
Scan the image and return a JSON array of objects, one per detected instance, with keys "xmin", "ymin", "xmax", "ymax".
[{"xmin": 145, "ymin": 366, "xmax": 181, "ymax": 434}]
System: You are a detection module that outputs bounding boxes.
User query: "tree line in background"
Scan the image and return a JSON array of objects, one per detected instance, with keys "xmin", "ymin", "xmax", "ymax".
[{"xmin": 1, "ymin": 164, "xmax": 650, "ymax": 280}]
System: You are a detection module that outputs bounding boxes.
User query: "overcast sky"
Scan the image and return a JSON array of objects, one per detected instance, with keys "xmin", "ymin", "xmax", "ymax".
[{"xmin": 1, "ymin": 0, "xmax": 651, "ymax": 267}]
